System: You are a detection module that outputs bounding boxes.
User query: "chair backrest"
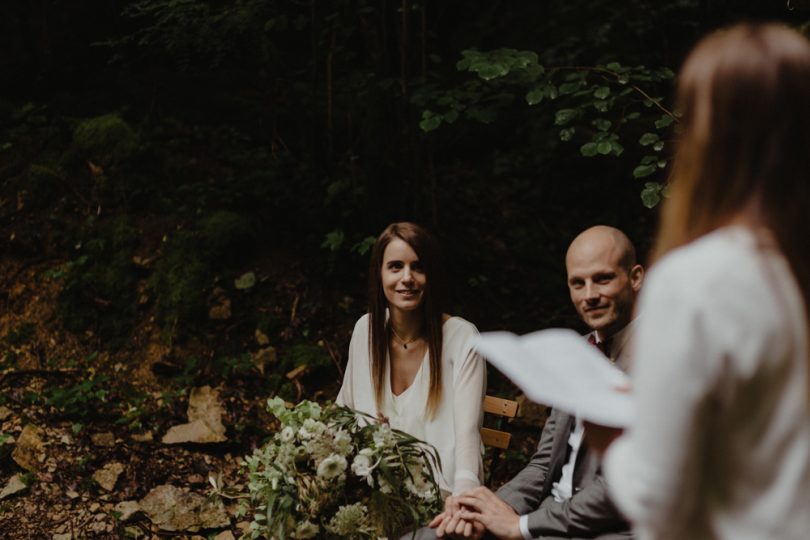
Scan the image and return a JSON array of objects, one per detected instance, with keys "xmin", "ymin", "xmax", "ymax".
[{"xmin": 480, "ymin": 395, "xmax": 519, "ymax": 449}]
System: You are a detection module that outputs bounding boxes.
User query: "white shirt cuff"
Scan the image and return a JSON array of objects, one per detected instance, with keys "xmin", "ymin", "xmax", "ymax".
[{"xmin": 519, "ymin": 514, "xmax": 532, "ymax": 540}]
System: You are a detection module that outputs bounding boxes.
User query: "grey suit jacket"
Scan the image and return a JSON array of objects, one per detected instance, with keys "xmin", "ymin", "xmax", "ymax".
[
  {"xmin": 493, "ymin": 325, "xmax": 636, "ymax": 539},
  {"xmin": 495, "ymin": 408, "xmax": 631, "ymax": 539},
  {"xmin": 402, "ymin": 325, "xmax": 636, "ymax": 540}
]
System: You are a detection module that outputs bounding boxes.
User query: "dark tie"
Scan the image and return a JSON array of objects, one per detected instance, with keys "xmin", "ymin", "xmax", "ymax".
[{"xmin": 587, "ymin": 333, "xmax": 611, "ymax": 357}]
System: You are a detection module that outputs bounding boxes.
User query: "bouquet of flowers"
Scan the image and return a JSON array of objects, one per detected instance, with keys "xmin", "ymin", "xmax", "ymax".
[{"xmin": 242, "ymin": 397, "xmax": 443, "ymax": 539}]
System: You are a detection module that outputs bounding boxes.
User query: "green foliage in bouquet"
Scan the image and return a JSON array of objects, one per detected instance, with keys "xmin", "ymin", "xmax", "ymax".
[{"xmin": 242, "ymin": 397, "xmax": 444, "ymax": 539}]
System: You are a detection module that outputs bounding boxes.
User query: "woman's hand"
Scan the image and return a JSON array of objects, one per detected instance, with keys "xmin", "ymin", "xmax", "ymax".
[
  {"xmin": 429, "ymin": 495, "xmax": 484, "ymax": 539},
  {"xmin": 456, "ymin": 487, "xmax": 522, "ymax": 540}
]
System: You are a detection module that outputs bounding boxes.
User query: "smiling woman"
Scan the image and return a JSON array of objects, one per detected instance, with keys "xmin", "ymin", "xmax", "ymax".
[{"xmin": 336, "ymin": 222, "xmax": 487, "ymax": 499}]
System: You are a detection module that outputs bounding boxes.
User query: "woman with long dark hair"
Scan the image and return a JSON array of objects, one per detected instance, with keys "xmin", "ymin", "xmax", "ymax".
[
  {"xmin": 336, "ymin": 222, "xmax": 486, "ymax": 496},
  {"xmin": 598, "ymin": 23, "xmax": 810, "ymax": 540}
]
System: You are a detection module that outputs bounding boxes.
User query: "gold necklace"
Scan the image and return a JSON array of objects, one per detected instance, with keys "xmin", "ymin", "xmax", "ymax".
[{"xmin": 389, "ymin": 325, "xmax": 421, "ymax": 349}]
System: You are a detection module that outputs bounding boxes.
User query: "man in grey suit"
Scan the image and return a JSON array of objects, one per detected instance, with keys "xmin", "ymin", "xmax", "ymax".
[{"xmin": 413, "ymin": 225, "xmax": 643, "ymax": 540}]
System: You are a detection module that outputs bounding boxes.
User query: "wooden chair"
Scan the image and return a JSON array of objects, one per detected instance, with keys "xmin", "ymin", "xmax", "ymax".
[{"xmin": 480, "ymin": 395, "xmax": 519, "ymax": 485}]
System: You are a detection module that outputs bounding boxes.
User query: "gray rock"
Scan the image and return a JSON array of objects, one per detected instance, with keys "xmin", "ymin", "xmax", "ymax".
[
  {"xmin": 12, "ymin": 424, "xmax": 45, "ymax": 472},
  {"xmin": 0, "ymin": 474, "xmax": 27, "ymax": 499},
  {"xmin": 92, "ymin": 462, "xmax": 125, "ymax": 491},
  {"xmin": 139, "ymin": 484, "xmax": 229, "ymax": 532}
]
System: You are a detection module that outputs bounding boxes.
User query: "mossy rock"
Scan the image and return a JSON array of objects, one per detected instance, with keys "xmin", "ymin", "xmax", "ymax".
[
  {"xmin": 199, "ymin": 210, "xmax": 255, "ymax": 262},
  {"xmin": 26, "ymin": 163, "xmax": 66, "ymax": 209},
  {"xmin": 73, "ymin": 113, "xmax": 138, "ymax": 168},
  {"xmin": 149, "ymin": 231, "xmax": 210, "ymax": 329},
  {"xmin": 58, "ymin": 216, "xmax": 139, "ymax": 345}
]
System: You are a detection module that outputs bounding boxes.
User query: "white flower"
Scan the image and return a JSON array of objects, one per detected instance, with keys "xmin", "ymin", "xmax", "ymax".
[
  {"xmin": 351, "ymin": 453, "xmax": 375, "ymax": 486},
  {"xmin": 317, "ymin": 453, "xmax": 347, "ymax": 480},
  {"xmin": 279, "ymin": 426, "xmax": 294, "ymax": 442},
  {"xmin": 326, "ymin": 503, "xmax": 373, "ymax": 536},
  {"xmin": 372, "ymin": 424, "xmax": 395, "ymax": 449},
  {"xmin": 332, "ymin": 428, "xmax": 352, "ymax": 456},
  {"xmin": 293, "ymin": 519, "xmax": 319, "ymax": 539}
]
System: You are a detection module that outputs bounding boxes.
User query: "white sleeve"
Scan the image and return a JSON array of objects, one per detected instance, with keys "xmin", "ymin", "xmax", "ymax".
[
  {"xmin": 335, "ymin": 317, "xmax": 365, "ymax": 408},
  {"xmin": 450, "ymin": 325, "xmax": 487, "ymax": 495},
  {"xmin": 604, "ymin": 264, "xmax": 768, "ymax": 533}
]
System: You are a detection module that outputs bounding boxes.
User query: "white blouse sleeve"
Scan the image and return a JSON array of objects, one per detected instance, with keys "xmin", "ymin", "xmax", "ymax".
[
  {"xmin": 603, "ymin": 259, "xmax": 775, "ymax": 533},
  {"xmin": 335, "ymin": 315, "xmax": 368, "ymax": 408},
  {"xmin": 449, "ymin": 323, "xmax": 487, "ymax": 494}
]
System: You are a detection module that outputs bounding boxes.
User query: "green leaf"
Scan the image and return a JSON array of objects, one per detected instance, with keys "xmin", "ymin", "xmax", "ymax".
[
  {"xmin": 321, "ymin": 230, "xmax": 345, "ymax": 251},
  {"xmin": 633, "ymin": 164, "xmax": 657, "ymax": 178},
  {"xmin": 554, "ymin": 109, "xmax": 578, "ymax": 126},
  {"xmin": 580, "ymin": 142, "xmax": 599, "ymax": 157},
  {"xmin": 606, "ymin": 62, "xmax": 622, "ymax": 71},
  {"xmin": 351, "ymin": 236, "xmax": 377, "ymax": 256},
  {"xmin": 610, "ymin": 140, "xmax": 624, "ymax": 156},
  {"xmin": 559, "ymin": 82, "xmax": 581, "ymax": 95},
  {"xmin": 626, "ymin": 111, "xmax": 641, "ymax": 120},
  {"xmin": 639, "ymin": 132, "xmax": 659, "ymax": 146},
  {"xmin": 618, "ymin": 74, "xmax": 630, "ymax": 84},
  {"xmin": 641, "ymin": 155, "xmax": 657, "ymax": 165},
  {"xmin": 596, "ymin": 142, "xmax": 612, "ymax": 155},
  {"xmin": 655, "ymin": 115, "xmax": 675, "ymax": 129},
  {"xmin": 641, "ymin": 182, "xmax": 663, "ymax": 208},
  {"xmin": 559, "ymin": 127, "xmax": 575, "ymax": 141},
  {"xmin": 592, "ymin": 118, "xmax": 611, "ymax": 132},
  {"xmin": 547, "ymin": 85, "xmax": 559, "ymax": 100},
  {"xmin": 593, "ymin": 101, "xmax": 609, "ymax": 112},
  {"xmin": 594, "ymin": 86, "xmax": 611, "ymax": 99},
  {"xmin": 443, "ymin": 110, "xmax": 459, "ymax": 123},
  {"xmin": 234, "ymin": 272, "xmax": 256, "ymax": 290},
  {"xmin": 419, "ymin": 112, "xmax": 442, "ymax": 132},
  {"xmin": 657, "ymin": 159, "xmax": 668, "ymax": 169},
  {"xmin": 653, "ymin": 141, "xmax": 665, "ymax": 151},
  {"xmin": 526, "ymin": 88, "xmax": 545, "ymax": 106}
]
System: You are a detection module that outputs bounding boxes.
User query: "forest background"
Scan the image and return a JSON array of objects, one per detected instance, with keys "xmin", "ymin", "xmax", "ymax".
[{"xmin": 0, "ymin": 1, "xmax": 808, "ymax": 537}]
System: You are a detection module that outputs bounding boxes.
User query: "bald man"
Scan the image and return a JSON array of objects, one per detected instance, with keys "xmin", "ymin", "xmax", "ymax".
[{"xmin": 413, "ymin": 226, "xmax": 642, "ymax": 540}]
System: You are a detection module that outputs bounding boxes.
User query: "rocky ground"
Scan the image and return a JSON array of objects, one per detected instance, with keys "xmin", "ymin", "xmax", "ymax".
[{"xmin": 0, "ymin": 259, "xmax": 543, "ymax": 538}]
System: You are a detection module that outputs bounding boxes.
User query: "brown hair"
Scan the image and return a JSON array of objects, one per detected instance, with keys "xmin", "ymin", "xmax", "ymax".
[
  {"xmin": 367, "ymin": 222, "xmax": 447, "ymax": 418},
  {"xmin": 655, "ymin": 23, "xmax": 810, "ymax": 385}
]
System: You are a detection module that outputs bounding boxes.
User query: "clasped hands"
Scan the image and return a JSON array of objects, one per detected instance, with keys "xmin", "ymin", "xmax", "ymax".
[{"xmin": 428, "ymin": 487, "xmax": 523, "ymax": 540}]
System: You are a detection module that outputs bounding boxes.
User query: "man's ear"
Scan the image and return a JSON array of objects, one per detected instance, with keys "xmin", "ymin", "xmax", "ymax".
[{"xmin": 629, "ymin": 264, "xmax": 644, "ymax": 292}]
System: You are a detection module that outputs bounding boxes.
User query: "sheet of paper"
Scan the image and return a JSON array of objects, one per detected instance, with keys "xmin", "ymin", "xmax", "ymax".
[{"xmin": 475, "ymin": 328, "xmax": 634, "ymax": 427}]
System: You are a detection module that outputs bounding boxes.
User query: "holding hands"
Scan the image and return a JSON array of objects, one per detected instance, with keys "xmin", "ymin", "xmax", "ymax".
[{"xmin": 430, "ymin": 488, "xmax": 522, "ymax": 540}]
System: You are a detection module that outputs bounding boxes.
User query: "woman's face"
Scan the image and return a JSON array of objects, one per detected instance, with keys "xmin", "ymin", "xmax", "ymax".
[{"xmin": 380, "ymin": 238, "xmax": 426, "ymax": 313}]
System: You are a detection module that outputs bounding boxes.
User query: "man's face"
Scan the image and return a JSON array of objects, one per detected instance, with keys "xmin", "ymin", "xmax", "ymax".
[{"xmin": 566, "ymin": 238, "xmax": 642, "ymax": 338}]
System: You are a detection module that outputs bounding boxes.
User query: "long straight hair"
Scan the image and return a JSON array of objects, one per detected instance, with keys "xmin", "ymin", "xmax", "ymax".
[
  {"xmin": 367, "ymin": 222, "xmax": 447, "ymax": 418},
  {"xmin": 655, "ymin": 23, "xmax": 810, "ymax": 390}
]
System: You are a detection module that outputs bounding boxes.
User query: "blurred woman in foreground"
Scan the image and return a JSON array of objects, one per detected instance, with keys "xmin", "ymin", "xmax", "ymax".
[{"xmin": 598, "ymin": 23, "xmax": 810, "ymax": 540}]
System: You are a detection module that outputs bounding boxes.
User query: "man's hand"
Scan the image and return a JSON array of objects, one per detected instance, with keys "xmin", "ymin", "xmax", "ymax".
[
  {"xmin": 457, "ymin": 487, "xmax": 523, "ymax": 540},
  {"xmin": 428, "ymin": 495, "xmax": 485, "ymax": 539}
]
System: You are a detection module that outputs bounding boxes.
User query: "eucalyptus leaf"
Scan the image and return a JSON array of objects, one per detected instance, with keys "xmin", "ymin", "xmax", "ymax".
[{"xmin": 594, "ymin": 86, "xmax": 610, "ymax": 99}]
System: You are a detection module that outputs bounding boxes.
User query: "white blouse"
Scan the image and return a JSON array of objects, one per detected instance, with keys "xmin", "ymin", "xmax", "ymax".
[
  {"xmin": 336, "ymin": 314, "xmax": 486, "ymax": 494},
  {"xmin": 604, "ymin": 226, "xmax": 810, "ymax": 540}
]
